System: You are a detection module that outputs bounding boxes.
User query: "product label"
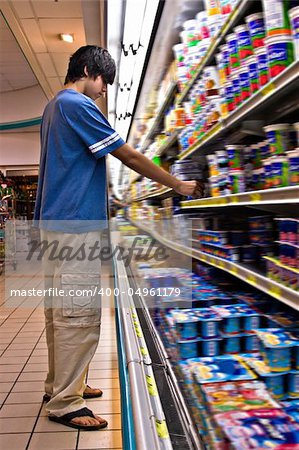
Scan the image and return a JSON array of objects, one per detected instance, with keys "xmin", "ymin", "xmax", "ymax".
[
  {"xmin": 249, "ymin": 20, "xmax": 265, "ymax": 37},
  {"xmin": 248, "ymin": 61, "xmax": 259, "ymax": 92},
  {"xmin": 237, "ymin": 30, "xmax": 253, "ymax": 60},
  {"xmin": 292, "ymin": 16, "xmax": 299, "ymax": 35},
  {"xmin": 228, "ymin": 38, "xmax": 239, "ymax": 68},
  {"xmin": 257, "ymin": 54, "xmax": 269, "ymax": 86},
  {"xmin": 268, "ymin": 42, "xmax": 294, "ymax": 78},
  {"xmin": 264, "ymin": 1, "xmax": 290, "ymax": 33}
]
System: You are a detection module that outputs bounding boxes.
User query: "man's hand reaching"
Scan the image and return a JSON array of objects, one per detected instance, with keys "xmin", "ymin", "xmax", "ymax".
[{"xmin": 174, "ymin": 180, "xmax": 205, "ymax": 198}]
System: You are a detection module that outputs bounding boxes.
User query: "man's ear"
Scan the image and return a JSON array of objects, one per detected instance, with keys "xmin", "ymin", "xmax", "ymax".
[{"xmin": 83, "ymin": 66, "xmax": 89, "ymax": 77}]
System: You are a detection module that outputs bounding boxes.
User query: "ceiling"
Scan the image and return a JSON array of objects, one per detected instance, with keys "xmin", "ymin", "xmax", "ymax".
[{"xmin": 0, "ymin": 0, "xmax": 105, "ymax": 102}]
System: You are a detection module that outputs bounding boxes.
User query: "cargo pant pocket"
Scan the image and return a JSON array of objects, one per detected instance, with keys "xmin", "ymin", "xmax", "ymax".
[{"xmin": 61, "ymin": 273, "xmax": 100, "ymax": 318}]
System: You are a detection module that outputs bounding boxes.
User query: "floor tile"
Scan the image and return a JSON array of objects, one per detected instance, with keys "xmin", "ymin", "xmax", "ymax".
[
  {"xmin": 1, "ymin": 349, "xmax": 32, "ymax": 357},
  {"xmin": 0, "ymin": 392, "xmax": 7, "ymax": 403},
  {"xmin": 86, "ymin": 379, "xmax": 120, "ymax": 390},
  {"xmin": 0, "ymin": 433, "xmax": 30, "ymax": 449},
  {"xmin": 78, "ymin": 430, "xmax": 122, "ymax": 449},
  {"xmin": 11, "ymin": 381, "xmax": 44, "ymax": 393},
  {"xmin": 0, "ymin": 356, "xmax": 28, "ymax": 365},
  {"xmin": 0, "ymin": 403, "xmax": 41, "ymax": 418},
  {"xmin": 0, "ymin": 382, "xmax": 14, "ymax": 393},
  {"xmin": 0, "ymin": 364, "xmax": 24, "ymax": 373},
  {"xmin": 83, "ymin": 400, "xmax": 121, "ymax": 414},
  {"xmin": 89, "ymin": 361, "xmax": 118, "ymax": 370},
  {"xmin": 27, "ymin": 356, "xmax": 48, "ymax": 364},
  {"xmin": 88, "ymin": 389, "xmax": 120, "ymax": 401},
  {"xmin": 18, "ymin": 372, "xmax": 47, "ymax": 382},
  {"xmin": 87, "ymin": 369, "xmax": 119, "ymax": 379},
  {"xmin": 5, "ymin": 391, "xmax": 43, "ymax": 404},
  {"xmin": 23, "ymin": 363, "xmax": 48, "ymax": 372},
  {"xmin": 91, "ymin": 353, "xmax": 118, "ymax": 361},
  {"xmin": 0, "ymin": 416, "xmax": 36, "ymax": 433},
  {"xmin": 27, "ymin": 431, "xmax": 78, "ymax": 450},
  {"xmin": 34, "ymin": 416, "xmax": 77, "ymax": 432},
  {"xmin": 0, "ymin": 372, "xmax": 18, "ymax": 382}
]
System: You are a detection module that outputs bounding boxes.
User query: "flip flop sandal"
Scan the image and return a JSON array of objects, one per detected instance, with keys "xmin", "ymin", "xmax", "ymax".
[
  {"xmin": 49, "ymin": 407, "xmax": 108, "ymax": 431},
  {"xmin": 43, "ymin": 386, "xmax": 103, "ymax": 403}
]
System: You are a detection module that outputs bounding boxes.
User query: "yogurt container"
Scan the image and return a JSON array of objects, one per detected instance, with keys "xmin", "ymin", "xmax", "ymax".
[
  {"xmin": 264, "ymin": 123, "xmax": 292, "ymax": 154},
  {"xmin": 193, "ymin": 308, "xmax": 222, "ymax": 339},
  {"xmin": 266, "ymin": 35, "xmax": 295, "ymax": 78},
  {"xmin": 230, "ymin": 70, "xmax": 241, "ymax": 107},
  {"xmin": 252, "ymin": 168, "xmax": 265, "ymax": 190},
  {"xmin": 289, "ymin": 371, "xmax": 299, "ymax": 398},
  {"xmin": 245, "ymin": 12, "xmax": 266, "ymax": 49},
  {"xmin": 204, "ymin": 0, "xmax": 221, "ymax": 16},
  {"xmin": 286, "ymin": 149, "xmax": 299, "ymax": 185},
  {"xmin": 222, "ymin": 333, "xmax": 241, "ymax": 353},
  {"xmin": 289, "ymin": 6, "xmax": 299, "ymax": 60},
  {"xmin": 207, "ymin": 15, "xmax": 223, "ymax": 38},
  {"xmin": 255, "ymin": 47, "xmax": 270, "ymax": 86},
  {"xmin": 183, "ymin": 19, "xmax": 200, "ymax": 47},
  {"xmin": 173, "ymin": 43, "xmax": 185, "ymax": 66},
  {"xmin": 241, "ymin": 245, "xmax": 258, "ymax": 263},
  {"xmin": 224, "ymin": 80, "xmax": 234, "ymax": 112},
  {"xmin": 234, "ymin": 24, "xmax": 253, "ymax": 60},
  {"xmin": 226, "ymin": 33, "xmax": 240, "ymax": 70},
  {"xmin": 226, "ymin": 145, "xmax": 244, "ymax": 170},
  {"xmin": 246, "ymin": 55, "xmax": 259, "ymax": 93},
  {"xmin": 178, "ymin": 339, "xmax": 199, "ymax": 359},
  {"xmin": 200, "ymin": 337, "xmax": 222, "ymax": 357},
  {"xmin": 207, "ymin": 153, "xmax": 219, "ymax": 176},
  {"xmin": 258, "ymin": 140, "xmax": 270, "ymax": 159},
  {"xmin": 262, "ymin": 0, "xmax": 292, "ymax": 36},
  {"xmin": 209, "ymin": 175, "xmax": 220, "ymax": 197},
  {"xmin": 263, "ymin": 158, "xmax": 273, "ymax": 188},
  {"xmin": 196, "ymin": 11, "xmax": 210, "ymax": 39},
  {"xmin": 238, "ymin": 65, "xmax": 251, "ymax": 101},
  {"xmin": 215, "ymin": 52, "xmax": 226, "ymax": 86},
  {"xmin": 203, "ymin": 66, "xmax": 220, "ymax": 96},
  {"xmin": 219, "ymin": 44, "xmax": 230, "ymax": 77}
]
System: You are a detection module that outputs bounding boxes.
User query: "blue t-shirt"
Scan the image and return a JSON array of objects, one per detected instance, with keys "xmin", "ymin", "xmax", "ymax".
[{"xmin": 34, "ymin": 89, "xmax": 125, "ymax": 232}]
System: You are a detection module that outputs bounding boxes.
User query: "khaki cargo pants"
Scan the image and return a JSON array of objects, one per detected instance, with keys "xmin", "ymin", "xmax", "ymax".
[{"xmin": 40, "ymin": 229, "xmax": 102, "ymax": 417}]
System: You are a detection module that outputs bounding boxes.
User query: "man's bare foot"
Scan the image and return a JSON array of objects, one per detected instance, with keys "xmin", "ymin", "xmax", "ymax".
[{"xmin": 71, "ymin": 414, "xmax": 107, "ymax": 427}]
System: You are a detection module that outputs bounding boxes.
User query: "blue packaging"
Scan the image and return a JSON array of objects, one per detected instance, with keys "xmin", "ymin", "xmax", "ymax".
[
  {"xmin": 192, "ymin": 308, "xmax": 222, "ymax": 339},
  {"xmin": 281, "ymin": 399, "xmax": 299, "ymax": 422},
  {"xmin": 222, "ymin": 333, "xmax": 241, "ymax": 354},
  {"xmin": 289, "ymin": 371, "xmax": 299, "ymax": 399},
  {"xmin": 243, "ymin": 334, "xmax": 260, "ymax": 353},
  {"xmin": 243, "ymin": 314, "xmax": 260, "ymax": 332},
  {"xmin": 178, "ymin": 339, "xmax": 199, "ymax": 359},
  {"xmin": 171, "ymin": 310, "xmax": 199, "ymax": 340},
  {"xmin": 200, "ymin": 338, "xmax": 222, "ymax": 357}
]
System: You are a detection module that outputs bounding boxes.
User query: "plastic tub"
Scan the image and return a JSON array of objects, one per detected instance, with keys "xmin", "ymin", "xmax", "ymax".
[
  {"xmin": 207, "ymin": 154, "xmax": 219, "ymax": 177},
  {"xmin": 207, "ymin": 15, "xmax": 222, "ymax": 38},
  {"xmin": 246, "ymin": 55, "xmax": 259, "ymax": 93},
  {"xmin": 288, "ymin": 371, "xmax": 299, "ymax": 398},
  {"xmin": 262, "ymin": 0, "xmax": 292, "ymax": 36},
  {"xmin": 183, "ymin": 19, "xmax": 200, "ymax": 47},
  {"xmin": 271, "ymin": 156, "xmax": 289, "ymax": 188},
  {"xmin": 215, "ymin": 52, "xmax": 226, "ymax": 86},
  {"xmin": 173, "ymin": 43, "xmax": 185, "ymax": 66},
  {"xmin": 245, "ymin": 12, "xmax": 265, "ymax": 49},
  {"xmin": 222, "ymin": 333, "xmax": 241, "ymax": 353},
  {"xmin": 255, "ymin": 47, "xmax": 270, "ymax": 86},
  {"xmin": 200, "ymin": 338, "xmax": 222, "ymax": 357},
  {"xmin": 258, "ymin": 140, "xmax": 270, "ymax": 159},
  {"xmin": 266, "ymin": 35, "xmax": 295, "ymax": 78},
  {"xmin": 238, "ymin": 66, "xmax": 251, "ymax": 102},
  {"xmin": 196, "ymin": 11, "xmax": 210, "ymax": 39},
  {"xmin": 224, "ymin": 81, "xmax": 234, "ymax": 112},
  {"xmin": 263, "ymin": 158, "xmax": 273, "ymax": 189},
  {"xmin": 286, "ymin": 149, "xmax": 299, "ymax": 185},
  {"xmin": 226, "ymin": 145, "xmax": 244, "ymax": 170},
  {"xmin": 203, "ymin": 66, "xmax": 220, "ymax": 96},
  {"xmin": 219, "ymin": 44, "xmax": 230, "ymax": 77},
  {"xmin": 226, "ymin": 33, "xmax": 240, "ymax": 70},
  {"xmin": 204, "ymin": 0, "xmax": 221, "ymax": 16},
  {"xmin": 264, "ymin": 123, "xmax": 292, "ymax": 155},
  {"xmin": 234, "ymin": 24, "xmax": 253, "ymax": 60},
  {"xmin": 230, "ymin": 70, "xmax": 241, "ymax": 106},
  {"xmin": 289, "ymin": 6, "xmax": 299, "ymax": 60}
]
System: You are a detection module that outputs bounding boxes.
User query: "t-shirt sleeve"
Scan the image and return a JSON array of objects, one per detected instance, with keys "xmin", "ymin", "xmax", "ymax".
[{"xmin": 73, "ymin": 100, "xmax": 125, "ymax": 158}]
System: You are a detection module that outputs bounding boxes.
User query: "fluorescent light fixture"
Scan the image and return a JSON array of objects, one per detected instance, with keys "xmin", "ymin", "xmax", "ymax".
[{"xmin": 59, "ymin": 33, "xmax": 74, "ymax": 43}]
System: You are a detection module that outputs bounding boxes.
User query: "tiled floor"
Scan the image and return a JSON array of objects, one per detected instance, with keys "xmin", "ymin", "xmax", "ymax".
[{"xmin": 0, "ymin": 265, "xmax": 122, "ymax": 450}]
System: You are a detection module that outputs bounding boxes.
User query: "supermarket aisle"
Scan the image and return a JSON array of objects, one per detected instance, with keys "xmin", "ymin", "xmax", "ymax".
[{"xmin": 0, "ymin": 265, "xmax": 122, "ymax": 450}]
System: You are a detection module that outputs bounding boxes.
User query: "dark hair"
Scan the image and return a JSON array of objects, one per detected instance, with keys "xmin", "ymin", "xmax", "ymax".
[{"xmin": 64, "ymin": 45, "xmax": 116, "ymax": 85}]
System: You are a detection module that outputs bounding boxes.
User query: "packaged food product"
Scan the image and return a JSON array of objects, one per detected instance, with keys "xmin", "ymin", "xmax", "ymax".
[
  {"xmin": 173, "ymin": 43, "xmax": 185, "ymax": 66},
  {"xmin": 219, "ymin": 88, "xmax": 229, "ymax": 117},
  {"xmin": 248, "ymin": 215, "xmax": 273, "ymax": 230},
  {"xmin": 258, "ymin": 140, "xmax": 270, "ymax": 159},
  {"xmin": 216, "ymin": 150, "xmax": 229, "ymax": 173},
  {"xmin": 219, "ymin": 43, "xmax": 230, "ymax": 77},
  {"xmin": 255, "ymin": 47, "xmax": 270, "ymax": 86},
  {"xmin": 252, "ymin": 168, "xmax": 265, "ymax": 190},
  {"xmin": 245, "ymin": 12, "xmax": 266, "ymax": 48},
  {"xmin": 203, "ymin": 66, "xmax": 220, "ymax": 95},
  {"xmin": 219, "ymin": 0, "xmax": 233, "ymax": 16},
  {"xmin": 266, "ymin": 35, "xmax": 295, "ymax": 78},
  {"xmin": 226, "ymin": 145, "xmax": 244, "ymax": 170},
  {"xmin": 271, "ymin": 156, "xmax": 289, "ymax": 187},
  {"xmin": 193, "ymin": 308, "xmax": 222, "ymax": 339},
  {"xmin": 222, "ymin": 333, "xmax": 241, "ymax": 353},
  {"xmin": 230, "ymin": 70, "xmax": 241, "ymax": 107},
  {"xmin": 249, "ymin": 143, "xmax": 262, "ymax": 169},
  {"xmin": 230, "ymin": 230, "xmax": 247, "ymax": 246},
  {"xmin": 183, "ymin": 19, "xmax": 200, "ymax": 47},
  {"xmin": 224, "ymin": 80, "xmax": 234, "ymax": 112},
  {"xmin": 214, "ymin": 409, "xmax": 299, "ymax": 449},
  {"xmin": 204, "ymin": 0, "xmax": 221, "ymax": 16},
  {"xmin": 255, "ymin": 328, "xmax": 298, "ymax": 372},
  {"xmin": 200, "ymin": 337, "xmax": 222, "ymax": 357},
  {"xmin": 246, "ymin": 55, "xmax": 259, "ymax": 93},
  {"xmin": 262, "ymin": 158, "xmax": 273, "ymax": 188},
  {"xmin": 215, "ymin": 52, "xmax": 226, "ymax": 86},
  {"xmin": 294, "ymin": 123, "xmax": 299, "ymax": 146},
  {"xmin": 264, "ymin": 123, "xmax": 292, "ymax": 154},
  {"xmin": 262, "ymin": 0, "xmax": 292, "ymax": 36},
  {"xmin": 238, "ymin": 66, "xmax": 251, "ymax": 102},
  {"xmin": 286, "ymin": 148, "xmax": 299, "ymax": 185},
  {"xmin": 196, "ymin": 11, "xmax": 210, "ymax": 39},
  {"xmin": 190, "ymin": 355, "xmax": 256, "ymax": 384},
  {"xmin": 226, "ymin": 33, "xmax": 239, "ymax": 70},
  {"xmin": 209, "ymin": 175, "xmax": 220, "ymax": 197},
  {"xmin": 241, "ymin": 245, "xmax": 258, "ymax": 263},
  {"xmin": 234, "ymin": 24, "xmax": 254, "ymax": 60},
  {"xmin": 207, "ymin": 15, "xmax": 223, "ymax": 38},
  {"xmin": 289, "ymin": 6, "xmax": 299, "ymax": 60}
]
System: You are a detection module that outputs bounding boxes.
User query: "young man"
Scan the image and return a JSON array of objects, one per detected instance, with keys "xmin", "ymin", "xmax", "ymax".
[{"xmin": 34, "ymin": 45, "xmax": 203, "ymax": 431}]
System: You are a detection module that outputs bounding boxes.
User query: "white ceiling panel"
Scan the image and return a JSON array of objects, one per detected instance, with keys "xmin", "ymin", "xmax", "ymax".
[
  {"xmin": 51, "ymin": 52, "xmax": 71, "ymax": 77},
  {"xmin": 10, "ymin": 1, "xmax": 34, "ymax": 19},
  {"xmin": 36, "ymin": 53, "xmax": 57, "ymax": 77},
  {"xmin": 20, "ymin": 19, "xmax": 48, "ymax": 52},
  {"xmin": 32, "ymin": 1, "xmax": 82, "ymax": 19},
  {"xmin": 0, "ymin": 78, "xmax": 12, "ymax": 92},
  {"xmin": 39, "ymin": 18, "xmax": 85, "ymax": 53},
  {"xmin": 47, "ymin": 77, "xmax": 63, "ymax": 94}
]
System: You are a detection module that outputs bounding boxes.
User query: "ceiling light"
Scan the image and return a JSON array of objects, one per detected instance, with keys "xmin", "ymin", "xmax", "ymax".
[{"xmin": 59, "ymin": 33, "xmax": 74, "ymax": 43}]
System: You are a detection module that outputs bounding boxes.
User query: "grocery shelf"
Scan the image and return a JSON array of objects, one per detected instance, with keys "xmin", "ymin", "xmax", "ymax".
[
  {"xmin": 180, "ymin": 186, "xmax": 299, "ymax": 209},
  {"xmin": 176, "ymin": 0, "xmax": 252, "ymax": 104},
  {"xmin": 139, "ymin": 82, "xmax": 178, "ymax": 153},
  {"xmin": 179, "ymin": 61, "xmax": 299, "ymax": 160},
  {"xmin": 132, "ymin": 187, "xmax": 174, "ymax": 202},
  {"xmin": 130, "ymin": 219, "xmax": 299, "ymax": 311}
]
